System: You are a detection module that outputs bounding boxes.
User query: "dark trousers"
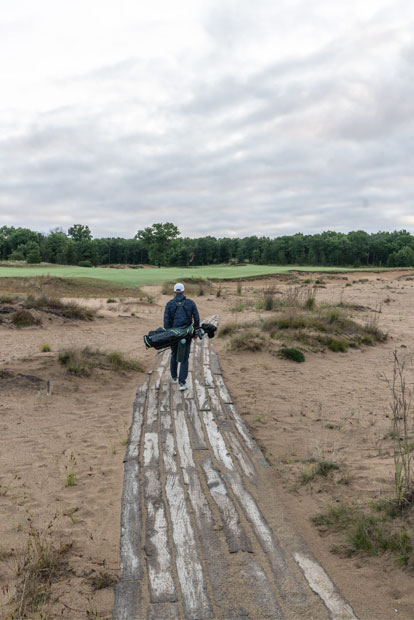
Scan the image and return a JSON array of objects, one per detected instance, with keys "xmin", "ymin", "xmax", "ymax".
[{"xmin": 170, "ymin": 338, "xmax": 192, "ymax": 384}]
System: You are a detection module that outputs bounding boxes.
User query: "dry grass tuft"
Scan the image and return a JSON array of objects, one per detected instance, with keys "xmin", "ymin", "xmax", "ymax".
[{"xmin": 58, "ymin": 347, "xmax": 145, "ymax": 376}]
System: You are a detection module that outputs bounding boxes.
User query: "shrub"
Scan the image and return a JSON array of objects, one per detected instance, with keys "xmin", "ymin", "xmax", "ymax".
[
  {"xmin": 230, "ymin": 331, "xmax": 265, "ymax": 352},
  {"xmin": 327, "ymin": 338, "xmax": 349, "ymax": 352},
  {"xmin": 11, "ymin": 309, "xmax": 40, "ymax": 328},
  {"xmin": 279, "ymin": 347, "xmax": 305, "ymax": 363},
  {"xmin": 41, "ymin": 343, "xmax": 51, "ymax": 352},
  {"xmin": 78, "ymin": 260, "xmax": 92, "ymax": 267},
  {"xmin": 106, "ymin": 298, "xmax": 117, "ymax": 303}
]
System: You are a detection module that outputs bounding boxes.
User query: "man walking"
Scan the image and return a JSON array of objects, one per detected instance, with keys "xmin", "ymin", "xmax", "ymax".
[{"xmin": 164, "ymin": 282, "xmax": 200, "ymax": 390}]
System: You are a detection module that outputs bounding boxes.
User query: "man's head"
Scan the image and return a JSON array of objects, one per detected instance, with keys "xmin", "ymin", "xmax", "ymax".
[{"xmin": 174, "ymin": 282, "xmax": 185, "ymax": 293}]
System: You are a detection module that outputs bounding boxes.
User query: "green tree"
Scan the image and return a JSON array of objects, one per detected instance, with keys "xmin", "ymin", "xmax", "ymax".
[
  {"xmin": 68, "ymin": 224, "xmax": 92, "ymax": 242},
  {"xmin": 25, "ymin": 241, "xmax": 42, "ymax": 264},
  {"xmin": 135, "ymin": 222, "xmax": 180, "ymax": 267}
]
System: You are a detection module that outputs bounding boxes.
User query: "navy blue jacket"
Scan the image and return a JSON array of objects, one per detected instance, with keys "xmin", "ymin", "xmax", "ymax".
[{"xmin": 164, "ymin": 294, "xmax": 200, "ymax": 330}]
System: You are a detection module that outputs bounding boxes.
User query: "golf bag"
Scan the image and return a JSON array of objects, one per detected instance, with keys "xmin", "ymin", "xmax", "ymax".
[{"xmin": 143, "ymin": 322, "xmax": 217, "ymax": 352}]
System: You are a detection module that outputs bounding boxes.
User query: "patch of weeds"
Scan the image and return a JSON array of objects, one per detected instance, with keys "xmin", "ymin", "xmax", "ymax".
[
  {"xmin": 86, "ymin": 571, "xmax": 118, "ymax": 590},
  {"xmin": 107, "ymin": 351, "xmax": 145, "ymax": 372},
  {"xmin": 59, "ymin": 347, "xmax": 144, "ymax": 375},
  {"xmin": 11, "ymin": 309, "xmax": 40, "ymax": 328},
  {"xmin": 236, "ymin": 283, "xmax": 242, "ymax": 295},
  {"xmin": 312, "ymin": 502, "xmax": 414, "ymax": 567},
  {"xmin": 27, "ymin": 295, "xmax": 95, "ymax": 320},
  {"xmin": 106, "ymin": 298, "xmax": 117, "ymax": 303},
  {"xmin": 327, "ymin": 338, "xmax": 349, "ymax": 352},
  {"xmin": 64, "ymin": 452, "xmax": 77, "ymax": 487},
  {"xmin": 230, "ymin": 330, "xmax": 265, "ymax": 352},
  {"xmin": 7, "ymin": 521, "xmax": 72, "ymax": 618},
  {"xmin": 300, "ymin": 460, "xmax": 339, "ymax": 484},
  {"xmin": 231, "ymin": 301, "xmax": 248, "ymax": 312},
  {"xmin": 0, "ymin": 294, "xmax": 17, "ymax": 303},
  {"xmin": 41, "ymin": 343, "xmax": 51, "ymax": 352},
  {"xmin": 279, "ymin": 347, "xmax": 305, "ymax": 363},
  {"xmin": 216, "ymin": 285, "xmax": 222, "ymax": 298}
]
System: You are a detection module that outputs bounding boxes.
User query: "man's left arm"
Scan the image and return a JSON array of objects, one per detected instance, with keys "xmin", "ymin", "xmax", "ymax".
[{"xmin": 192, "ymin": 301, "xmax": 200, "ymax": 329}]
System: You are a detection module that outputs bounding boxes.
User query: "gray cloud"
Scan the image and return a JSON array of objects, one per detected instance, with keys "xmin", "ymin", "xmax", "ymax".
[{"xmin": 0, "ymin": 2, "xmax": 413, "ymax": 239}]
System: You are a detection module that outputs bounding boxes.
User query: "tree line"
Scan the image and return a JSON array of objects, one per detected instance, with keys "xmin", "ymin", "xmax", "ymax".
[{"xmin": 1, "ymin": 223, "xmax": 414, "ymax": 268}]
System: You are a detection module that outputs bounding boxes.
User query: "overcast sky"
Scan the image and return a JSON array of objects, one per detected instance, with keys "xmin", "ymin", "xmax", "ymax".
[{"xmin": 0, "ymin": 0, "xmax": 413, "ymax": 239}]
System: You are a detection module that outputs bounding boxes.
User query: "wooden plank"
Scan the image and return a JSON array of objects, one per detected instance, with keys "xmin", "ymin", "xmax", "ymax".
[
  {"xmin": 147, "ymin": 603, "xmax": 181, "ymax": 620},
  {"xmin": 201, "ymin": 457, "xmax": 252, "ymax": 554},
  {"xmin": 215, "ymin": 374, "xmax": 233, "ymax": 404},
  {"xmin": 113, "ymin": 580, "xmax": 141, "ymax": 620},
  {"xmin": 183, "ymin": 371, "xmax": 194, "ymax": 400},
  {"xmin": 194, "ymin": 378, "xmax": 210, "ymax": 411},
  {"xmin": 193, "ymin": 342, "xmax": 203, "ymax": 382},
  {"xmin": 224, "ymin": 403, "xmax": 269, "ymax": 468},
  {"xmin": 240, "ymin": 556, "xmax": 284, "ymax": 619},
  {"xmin": 119, "ymin": 460, "xmax": 143, "ymax": 581},
  {"xmin": 294, "ymin": 553, "xmax": 357, "ymax": 620},
  {"xmin": 164, "ymin": 471, "xmax": 214, "ymax": 619},
  {"xmin": 202, "ymin": 341, "xmax": 215, "ymax": 387},
  {"xmin": 159, "ymin": 381, "xmax": 170, "ymax": 413},
  {"xmin": 210, "ymin": 350, "xmax": 222, "ymax": 375},
  {"xmin": 226, "ymin": 470, "xmax": 305, "ymax": 604},
  {"xmin": 173, "ymin": 409, "xmax": 195, "ymax": 484},
  {"xmin": 145, "ymin": 499, "xmax": 178, "ymax": 603},
  {"xmin": 207, "ymin": 389, "xmax": 228, "ymax": 424},
  {"xmin": 203, "ymin": 411, "xmax": 234, "ymax": 471},
  {"xmin": 146, "ymin": 389, "xmax": 159, "ymax": 432},
  {"xmin": 124, "ymin": 384, "xmax": 146, "ymax": 462},
  {"xmin": 185, "ymin": 399, "xmax": 208, "ymax": 450},
  {"xmin": 143, "ymin": 431, "xmax": 177, "ymax": 604}
]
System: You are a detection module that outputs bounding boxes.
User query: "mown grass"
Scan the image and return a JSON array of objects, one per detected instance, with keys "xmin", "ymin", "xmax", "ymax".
[
  {"xmin": 58, "ymin": 347, "xmax": 145, "ymax": 376},
  {"xmin": 312, "ymin": 501, "xmax": 414, "ymax": 567},
  {"xmin": 0, "ymin": 264, "xmax": 387, "ymax": 289}
]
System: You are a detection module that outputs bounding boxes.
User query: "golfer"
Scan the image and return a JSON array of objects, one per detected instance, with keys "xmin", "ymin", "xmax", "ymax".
[{"xmin": 164, "ymin": 283, "xmax": 200, "ymax": 390}]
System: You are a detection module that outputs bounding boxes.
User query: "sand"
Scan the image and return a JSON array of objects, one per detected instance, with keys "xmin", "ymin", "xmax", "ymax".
[{"xmin": 1, "ymin": 270, "xmax": 414, "ymax": 619}]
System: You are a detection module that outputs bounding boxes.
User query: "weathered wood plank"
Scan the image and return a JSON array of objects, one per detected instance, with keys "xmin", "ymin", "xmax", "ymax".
[
  {"xmin": 145, "ymin": 499, "xmax": 177, "ymax": 603},
  {"xmin": 183, "ymin": 371, "xmax": 194, "ymax": 400},
  {"xmin": 185, "ymin": 399, "xmax": 208, "ymax": 450},
  {"xmin": 173, "ymin": 410, "xmax": 195, "ymax": 484},
  {"xmin": 201, "ymin": 457, "xmax": 252, "ymax": 554},
  {"xmin": 210, "ymin": 350, "xmax": 222, "ymax": 375},
  {"xmin": 159, "ymin": 381, "xmax": 170, "ymax": 413},
  {"xmin": 119, "ymin": 460, "xmax": 142, "ymax": 581},
  {"xmin": 215, "ymin": 374, "xmax": 233, "ymax": 404},
  {"xmin": 239, "ymin": 556, "xmax": 284, "ymax": 619},
  {"xmin": 226, "ymin": 470, "xmax": 305, "ymax": 604},
  {"xmin": 224, "ymin": 403, "xmax": 269, "ymax": 468},
  {"xmin": 164, "ymin": 471, "xmax": 214, "ymax": 619},
  {"xmin": 194, "ymin": 379, "xmax": 210, "ymax": 411},
  {"xmin": 193, "ymin": 342, "xmax": 203, "ymax": 382},
  {"xmin": 143, "ymin": 430, "xmax": 177, "ymax": 604},
  {"xmin": 113, "ymin": 580, "xmax": 141, "ymax": 620},
  {"xmin": 124, "ymin": 381, "xmax": 147, "ymax": 461},
  {"xmin": 146, "ymin": 389, "xmax": 159, "ymax": 432},
  {"xmin": 203, "ymin": 410, "xmax": 234, "ymax": 471}
]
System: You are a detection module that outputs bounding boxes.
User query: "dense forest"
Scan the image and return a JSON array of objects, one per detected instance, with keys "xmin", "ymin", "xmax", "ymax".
[{"xmin": 1, "ymin": 223, "xmax": 414, "ymax": 268}]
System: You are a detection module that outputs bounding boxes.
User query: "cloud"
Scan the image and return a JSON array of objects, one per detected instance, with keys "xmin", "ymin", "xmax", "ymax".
[{"xmin": 0, "ymin": 0, "xmax": 413, "ymax": 238}]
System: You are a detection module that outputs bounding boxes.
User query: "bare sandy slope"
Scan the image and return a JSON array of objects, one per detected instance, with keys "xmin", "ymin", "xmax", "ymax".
[{"xmin": 1, "ymin": 271, "xmax": 414, "ymax": 619}]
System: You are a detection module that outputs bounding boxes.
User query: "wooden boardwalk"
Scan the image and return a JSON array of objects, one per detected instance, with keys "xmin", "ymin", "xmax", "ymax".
[{"xmin": 113, "ymin": 317, "xmax": 357, "ymax": 620}]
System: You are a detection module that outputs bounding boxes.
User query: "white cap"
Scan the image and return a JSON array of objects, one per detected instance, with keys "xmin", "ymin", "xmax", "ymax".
[{"xmin": 174, "ymin": 282, "xmax": 185, "ymax": 292}]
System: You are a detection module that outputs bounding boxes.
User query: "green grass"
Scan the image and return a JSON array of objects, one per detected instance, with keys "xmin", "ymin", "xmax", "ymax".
[
  {"xmin": 312, "ymin": 502, "xmax": 413, "ymax": 566},
  {"xmin": 0, "ymin": 264, "xmax": 387, "ymax": 288}
]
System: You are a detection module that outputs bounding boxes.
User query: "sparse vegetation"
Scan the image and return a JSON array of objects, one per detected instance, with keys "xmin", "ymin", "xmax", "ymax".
[
  {"xmin": 5, "ymin": 521, "xmax": 72, "ymax": 618},
  {"xmin": 11, "ymin": 309, "xmax": 40, "ymax": 328},
  {"xmin": 312, "ymin": 502, "xmax": 413, "ymax": 567},
  {"xmin": 161, "ymin": 278, "xmax": 211, "ymax": 296},
  {"xmin": 279, "ymin": 347, "xmax": 305, "ymax": 363},
  {"xmin": 41, "ymin": 343, "xmax": 51, "ymax": 352},
  {"xmin": 58, "ymin": 347, "xmax": 145, "ymax": 376},
  {"xmin": 220, "ymin": 292, "xmax": 387, "ymax": 356}
]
